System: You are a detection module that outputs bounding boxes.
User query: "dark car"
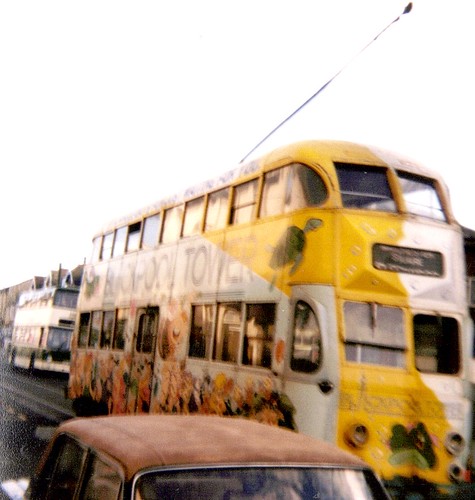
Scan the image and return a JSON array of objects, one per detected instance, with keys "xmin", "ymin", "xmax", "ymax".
[{"xmin": 25, "ymin": 414, "xmax": 389, "ymax": 499}]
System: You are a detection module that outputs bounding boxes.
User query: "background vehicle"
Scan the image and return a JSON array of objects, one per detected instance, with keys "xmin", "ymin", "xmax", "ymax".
[
  {"xmin": 25, "ymin": 414, "xmax": 390, "ymax": 499},
  {"xmin": 7, "ymin": 286, "xmax": 79, "ymax": 373},
  {"xmin": 67, "ymin": 140, "xmax": 473, "ymax": 497}
]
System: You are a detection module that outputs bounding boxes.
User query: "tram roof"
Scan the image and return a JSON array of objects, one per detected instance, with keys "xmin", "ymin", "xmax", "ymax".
[{"xmin": 95, "ymin": 139, "xmax": 447, "ymax": 236}]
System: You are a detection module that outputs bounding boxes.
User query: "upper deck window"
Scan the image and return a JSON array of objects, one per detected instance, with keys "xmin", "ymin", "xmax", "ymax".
[
  {"xmin": 141, "ymin": 213, "xmax": 161, "ymax": 250},
  {"xmin": 397, "ymin": 172, "xmax": 446, "ymax": 221},
  {"xmin": 183, "ymin": 196, "xmax": 205, "ymax": 237},
  {"xmin": 101, "ymin": 232, "xmax": 114, "ymax": 261},
  {"xmin": 126, "ymin": 222, "xmax": 142, "ymax": 253},
  {"xmin": 205, "ymin": 188, "xmax": 229, "ymax": 231},
  {"xmin": 335, "ymin": 163, "xmax": 396, "ymax": 212},
  {"xmin": 91, "ymin": 237, "xmax": 102, "ymax": 263},
  {"xmin": 112, "ymin": 226, "xmax": 127, "ymax": 258},
  {"xmin": 161, "ymin": 205, "xmax": 183, "ymax": 243},
  {"xmin": 230, "ymin": 180, "xmax": 258, "ymax": 225},
  {"xmin": 260, "ymin": 164, "xmax": 327, "ymax": 218}
]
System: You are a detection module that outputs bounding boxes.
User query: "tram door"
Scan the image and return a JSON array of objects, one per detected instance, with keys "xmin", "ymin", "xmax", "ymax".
[
  {"xmin": 284, "ymin": 285, "xmax": 340, "ymax": 442},
  {"xmin": 127, "ymin": 307, "xmax": 159, "ymax": 413}
]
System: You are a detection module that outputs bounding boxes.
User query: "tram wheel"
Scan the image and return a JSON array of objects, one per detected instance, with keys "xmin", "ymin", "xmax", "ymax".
[
  {"xmin": 9, "ymin": 349, "xmax": 16, "ymax": 368},
  {"xmin": 28, "ymin": 354, "xmax": 35, "ymax": 374}
]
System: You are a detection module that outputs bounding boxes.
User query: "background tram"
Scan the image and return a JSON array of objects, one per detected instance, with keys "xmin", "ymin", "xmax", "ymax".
[{"xmin": 7, "ymin": 286, "xmax": 79, "ymax": 373}]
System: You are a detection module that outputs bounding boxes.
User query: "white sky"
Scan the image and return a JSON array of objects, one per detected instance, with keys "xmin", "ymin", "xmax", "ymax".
[{"xmin": 1, "ymin": 0, "xmax": 474, "ymax": 290}]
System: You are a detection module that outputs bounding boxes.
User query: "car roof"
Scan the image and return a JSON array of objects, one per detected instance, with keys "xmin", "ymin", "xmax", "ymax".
[{"xmin": 51, "ymin": 415, "xmax": 368, "ymax": 481}]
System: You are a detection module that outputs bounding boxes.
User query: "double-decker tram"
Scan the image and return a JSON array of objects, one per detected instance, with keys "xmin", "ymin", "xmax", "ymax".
[
  {"xmin": 68, "ymin": 140, "xmax": 473, "ymax": 497},
  {"xmin": 8, "ymin": 286, "xmax": 78, "ymax": 373}
]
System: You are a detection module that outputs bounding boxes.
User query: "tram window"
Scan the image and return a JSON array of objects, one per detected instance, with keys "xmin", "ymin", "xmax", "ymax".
[
  {"xmin": 161, "ymin": 205, "xmax": 184, "ymax": 243},
  {"xmin": 242, "ymin": 304, "xmax": 275, "ymax": 368},
  {"xmin": 126, "ymin": 222, "xmax": 141, "ymax": 253},
  {"xmin": 142, "ymin": 213, "xmax": 161, "ymax": 249},
  {"xmin": 91, "ymin": 236, "xmax": 102, "ymax": 263},
  {"xmin": 343, "ymin": 302, "xmax": 405, "ymax": 368},
  {"xmin": 183, "ymin": 197, "xmax": 205, "ymax": 237},
  {"xmin": 112, "ymin": 226, "xmax": 127, "ymax": 258},
  {"xmin": 205, "ymin": 188, "xmax": 230, "ymax": 231},
  {"xmin": 414, "ymin": 315, "xmax": 459, "ymax": 374},
  {"xmin": 78, "ymin": 312, "xmax": 91, "ymax": 347},
  {"xmin": 136, "ymin": 309, "xmax": 158, "ymax": 353},
  {"xmin": 48, "ymin": 328, "xmax": 72, "ymax": 351},
  {"xmin": 113, "ymin": 309, "xmax": 128, "ymax": 350},
  {"xmin": 213, "ymin": 303, "xmax": 242, "ymax": 363},
  {"xmin": 89, "ymin": 311, "xmax": 102, "ymax": 348},
  {"xmin": 189, "ymin": 304, "xmax": 214, "ymax": 358},
  {"xmin": 230, "ymin": 180, "xmax": 258, "ymax": 225},
  {"xmin": 101, "ymin": 232, "xmax": 114, "ymax": 261},
  {"xmin": 291, "ymin": 301, "xmax": 321, "ymax": 373},
  {"xmin": 397, "ymin": 172, "xmax": 446, "ymax": 221},
  {"xmin": 100, "ymin": 310, "xmax": 115, "ymax": 349},
  {"xmin": 260, "ymin": 168, "xmax": 286, "ymax": 217},
  {"xmin": 260, "ymin": 164, "xmax": 327, "ymax": 218},
  {"xmin": 335, "ymin": 163, "xmax": 396, "ymax": 212}
]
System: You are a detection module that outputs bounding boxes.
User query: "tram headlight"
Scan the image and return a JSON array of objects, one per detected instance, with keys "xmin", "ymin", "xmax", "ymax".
[
  {"xmin": 445, "ymin": 432, "xmax": 465, "ymax": 456},
  {"xmin": 447, "ymin": 462, "xmax": 464, "ymax": 483},
  {"xmin": 344, "ymin": 424, "xmax": 369, "ymax": 448}
]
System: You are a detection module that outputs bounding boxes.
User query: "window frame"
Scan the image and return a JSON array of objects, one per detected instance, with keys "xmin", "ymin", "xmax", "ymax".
[
  {"xmin": 241, "ymin": 303, "xmax": 276, "ymax": 368},
  {"xmin": 343, "ymin": 301, "xmax": 406, "ymax": 368},
  {"xmin": 126, "ymin": 221, "xmax": 142, "ymax": 253},
  {"xmin": 112, "ymin": 226, "xmax": 127, "ymax": 258},
  {"xmin": 88, "ymin": 311, "xmax": 102, "ymax": 349},
  {"xmin": 230, "ymin": 179, "xmax": 259, "ymax": 225},
  {"xmin": 161, "ymin": 205, "xmax": 184, "ymax": 243},
  {"xmin": 335, "ymin": 162, "xmax": 396, "ymax": 212},
  {"xmin": 188, "ymin": 304, "xmax": 215, "ymax": 359},
  {"xmin": 290, "ymin": 300, "xmax": 322, "ymax": 373},
  {"xmin": 78, "ymin": 312, "xmax": 91, "ymax": 347},
  {"xmin": 205, "ymin": 188, "xmax": 230, "ymax": 232},
  {"xmin": 397, "ymin": 171, "xmax": 447, "ymax": 221},
  {"xmin": 413, "ymin": 314, "xmax": 460, "ymax": 374},
  {"xmin": 182, "ymin": 196, "xmax": 205, "ymax": 237},
  {"xmin": 100, "ymin": 232, "xmax": 114, "ymax": 261},
  {"xmin": 135, "ymin": 307, "xmax": 159, "ymax": 354}
]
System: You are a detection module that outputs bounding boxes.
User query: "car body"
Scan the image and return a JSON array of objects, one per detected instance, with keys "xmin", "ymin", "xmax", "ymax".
[{"xmin": 25, "ymin": 414, "xmax": 390, "ymax": 499}]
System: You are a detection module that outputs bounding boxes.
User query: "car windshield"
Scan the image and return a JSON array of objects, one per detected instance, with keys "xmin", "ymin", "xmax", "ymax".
[{"xmin": 134, "ymin": 466, "xmax": 387, "ymax": 499}]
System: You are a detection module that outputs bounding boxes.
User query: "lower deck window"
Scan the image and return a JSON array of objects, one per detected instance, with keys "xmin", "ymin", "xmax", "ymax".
[
  {"xmin": 414, "ymin": 314, "xmax": 459, "ymax": 374},
  {"xmin": 190, "ymin": 302, "xmax": 276, "ymax": 369},
  {"xmin": 77, "ymin": 309, "xmax": 128, "ymax": 350},
  {"xmin": 213, "ymin": 303, "xmax": 242, "ymax": 363},
  {"xmin": 242, "ymin": 304, "xmax": 275, "ymax": 368},
  {"xmin": 343, "ymin": 301, "xmax": 406, "ymax": 368},
  {"xmin": 345, "ymin": 343, "xmax": 405, "ymax": 367},
  {"xmin": 188, "ymin": 305, "xmax": 214, "ymax": 359}
]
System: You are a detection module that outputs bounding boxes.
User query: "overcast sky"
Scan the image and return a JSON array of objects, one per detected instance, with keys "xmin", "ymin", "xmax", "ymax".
[{"xmin": 1, "ymin": 0, "xmax": 474, "ymax": 289}]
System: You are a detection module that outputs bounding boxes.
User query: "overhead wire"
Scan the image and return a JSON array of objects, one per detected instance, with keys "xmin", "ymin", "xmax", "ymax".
[{"xmin": 239, "ymin": 2, "xmax": 413, "ymax": 164}]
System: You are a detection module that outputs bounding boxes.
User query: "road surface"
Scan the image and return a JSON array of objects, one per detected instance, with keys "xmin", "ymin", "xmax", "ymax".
[{"xmin": 0, "ymin": 361, "xmax": 75, "ymax": 495}]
